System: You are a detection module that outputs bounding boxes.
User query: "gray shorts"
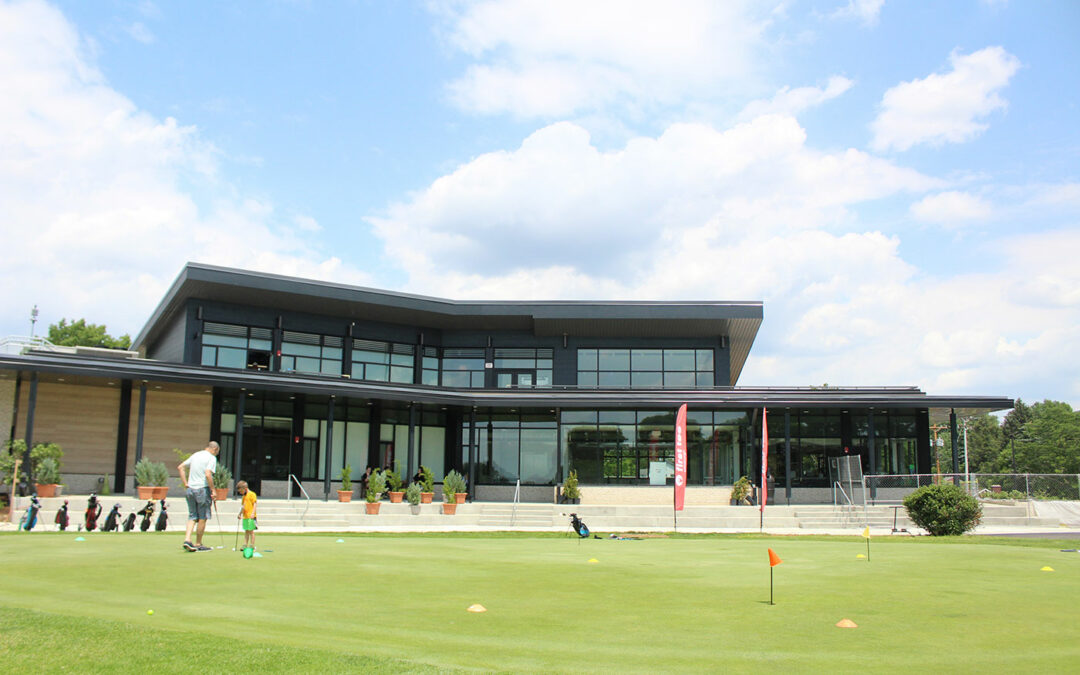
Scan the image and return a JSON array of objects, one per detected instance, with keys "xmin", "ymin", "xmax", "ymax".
[{"xmin": 186, "ymin": 487, "xmax": 212, "ymax": 521}]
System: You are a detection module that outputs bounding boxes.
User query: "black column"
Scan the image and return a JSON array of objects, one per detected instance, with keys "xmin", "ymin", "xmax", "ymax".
[
  {"xmin": 323, "ymin": 396, "xmax": 335, "ymax": 500},
  {"xmin": 7, "ymin": 373, "xmax": 20, "ymax": 449},
  {"xmin": 784, "ymin": 410, "xmax": 791, "ymax": 505},
  {"xmin": 407, "ymin": 403, "xmax": 416, "ymax": 480},
  {"xmin": 367, "ymin": 401, "xmax": 381, "ymax": 471},
  {"xmin": 916, "ymin": 410, "xmax": 931, "ymax": 475},
  {"xmin": 134, "ymin": 382, "xmax": 147, "ymax": 464},
  {"xmin": 114, "ymin": 380, "xmax": 132, "ymax": 494},
  {"xmin": 555, "ymin": 407, "xmax": 562, "ymax": 484},
  {"xmin": 468, "ymin": 408, "xmax": 477, "ymax": 498},
  {"xmin": 23, "ymin": 372, "xmax": 38, "ymax": 471},
  {"xmin": 949, "ymin": 408, "xmax": 959, "ymax": 475},
  {"xmin": 868, "ymin": 409, "xmax": 877, "ymax": 501},
  {"xmin": 234, "ymin": 392, "xmax": 245, "ymax": 478}
]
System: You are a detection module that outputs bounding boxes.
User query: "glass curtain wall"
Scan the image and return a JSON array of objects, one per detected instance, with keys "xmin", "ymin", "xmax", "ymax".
[
  {"xmin": 281, "ymin": 331, "xmax": 343, "ymax": 376},
  {"xmin": 852, "ymin": 412, "xmax": 919, "ymax": 475},
  {"xmin": 577, "ymin": 348, "xmax": 714, "ymax": 388},
  {"xmin": 201, "ymin": 322, "xmax": 273, "ymax": 370},
  {"xmin": 465, "ymin": 411, "xmax": 558, "ymax": 485},
  {"xmin": 351, "ymin": 339, "xmax": 414, "ymax": 383},
  {"xmin": 441, "ymin": 348, "xmax": 486, "ymax": 388}
]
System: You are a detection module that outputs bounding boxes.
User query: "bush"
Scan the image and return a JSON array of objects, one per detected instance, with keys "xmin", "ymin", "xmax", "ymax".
[
  {"xmin": 151, "ymin": 462, "xmax": 170, "ymax": 487},
  {"xmin": 385, "ymin": 469, "xmax": 404, "ymax": 492},
  {"xmin": 34, "ymin": 457, "xmax": 60, "ymax": 485},
  {"xmin": 134, "ymin": 458, "xmax": 156, "ymax": 487},
  {"xmin": 730, "ymin": 476, "xmax": 752, "ymax": 503},
  {"xmin": 213, "ymin": 465, "xmax": 233, "ymax": 490},
  {"xmin": 0, "ymin": 441, "xmax": 28, "ymax": 485},
  {"xmin": 562, "ymin": 470, "xmax": 581, "ymax": 500},
  {"xmin": 442, "ymin": 470, "xmax": 466, "ymax": 502},
  {"xmin": 903, "ymin": 484, "xmax": 982, "ymax": 536},
  {"xmin": 417, "ymin": 465, "xmax": 434, "ymax": 493},
  {"xmin": 340, "ymin": 464, "xmax": 352, "ymax": 492},
  {"xmin": 30, "ymin": 442, "xmax": 63, "ymax": 475},
  {"xmin": 405, "ymin": 482, "xmax": 422, "ymax": 505},
  {"xmin": 365, "ymin": 469, "xmax": 386, "ymax": 503}
]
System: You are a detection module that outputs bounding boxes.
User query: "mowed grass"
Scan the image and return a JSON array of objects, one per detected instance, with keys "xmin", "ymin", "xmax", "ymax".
[{"xmin": 1, "ymin": 531, "xmax": 1078, "ymax": 673}]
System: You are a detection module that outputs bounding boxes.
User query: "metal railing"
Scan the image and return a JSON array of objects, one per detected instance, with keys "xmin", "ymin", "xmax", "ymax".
[
  {"xmin": 864, "ymin": 473, "xmax": 1080, "ymax": 505},
  {"xmin": 510, "ymin": 480, "xmax": 521, "ymax": 526},
  {"xmin": 287, "ymin": 474, "xmax": 311, "ymax": 525}
]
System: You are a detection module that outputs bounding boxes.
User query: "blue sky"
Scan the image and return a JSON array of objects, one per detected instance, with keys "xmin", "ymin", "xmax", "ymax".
[{"xmin": 1, "ymin": 0, "xmax": 1078, "ymax": 407}]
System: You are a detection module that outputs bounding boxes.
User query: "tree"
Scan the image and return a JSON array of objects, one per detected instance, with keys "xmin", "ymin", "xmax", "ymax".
[
  {"xmin": 1014, "ymin": 400, "xmax": 1080, "ymax": 474},
  {"xmin": 964, "ymin": 413, "xmax": 1004, "ymax": 473},
  {"xmin": 48, "ymin": 318, "xmax": 131, "ymax": 350}
]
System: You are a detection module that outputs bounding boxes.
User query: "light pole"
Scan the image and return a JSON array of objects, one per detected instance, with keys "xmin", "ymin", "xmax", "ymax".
[{"xmin": 30, "ymin": 305, "xmax": 39, "ymax": 338}]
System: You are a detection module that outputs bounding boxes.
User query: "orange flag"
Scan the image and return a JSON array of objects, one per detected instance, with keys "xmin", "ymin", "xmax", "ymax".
[{"xmin": 768, "ymin": 548, "xmax": 782, "ymax": 567}]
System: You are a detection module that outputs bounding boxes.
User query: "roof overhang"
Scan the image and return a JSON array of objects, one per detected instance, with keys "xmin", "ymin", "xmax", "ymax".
[{"xmin": 134, "ymin": 263, "xmax": 763, "ymax": 385}]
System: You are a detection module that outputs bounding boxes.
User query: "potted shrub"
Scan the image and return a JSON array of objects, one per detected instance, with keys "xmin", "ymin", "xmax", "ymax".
[
  {"xmin": 151, "ymin": 461, "xmax": 171, "ymax": 500},
  {"xmin": 134, "ymin": 458, "xmax": 157, "ymax": 500},
  {"xmin": 444, "ymin": 469, "xmax": 467, "ymax": 504},
  {"xmin": 212, "ymin": 465, "xmax": 232, "ymax": 500},
  {"xmin": 561, "ymin": 469, "xmax": 581, "ymax": 504},
  {"xmin": 441, "ymin": 477, "xmax": 457, "ymax": 515},
  {"xmin": 385, "ymin": 469, "xmax": 404, "ymax": 503},
  {"xmin": 338, "ymin": 464, "xmax": 354, "ymax": 503},
  {"xmin": 418, "ymin": 465, "xmax": 434, "ymax": 504},
  {"xmin": 365, "ymin": 469, "xmax": 385, "ymax": 514},
  {"xmin": 405, "ymin": 482, "xmax": 422, "ymax": 515},
  {"xmin": 34, "ymin": 457, "xmax": 61, "ymax": 498},
  {"xmin": 30, "ymin": 442, "xmax": 63, "ymax": 496},
  {"xmin": 730, "ymin": 476, "xmax": 752, "ymax": 505}
]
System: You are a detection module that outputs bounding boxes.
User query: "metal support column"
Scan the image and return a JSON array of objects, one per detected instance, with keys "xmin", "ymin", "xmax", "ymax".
[
  {"xmin": 234, "ymin": 392, "xmax": 246, "ymax": 478},
  {"xmin": 113, "ymin": 380, "xmax": 132, "ymax": 494},
  {"xmin": 134, "ymin": 381, "xmax": 147, "ymax": 464},
  {"xmin": 868, "ymin": 409, "xmax": 877, "ymax": 501},
  {"xmin": 407, "ymin": 403, "xmax": 416, "ymax": 480},
  {"xmin": 23, "ymin": 372, "xmax": 38, "ymax": 472},
  {"xmin": 323, "ymin": 396, "xmax": 335, "ymax": 500},
  {"xmin": 949, "ymin": 408, "xmax": 959, "ymax": 475},
  {"xmin": 467, "ymin": 409, "xmax": 477, "ymax": 499},
  {"xmin": 784, "ymin": 410, "xmax": 791, "ymax": 504}
]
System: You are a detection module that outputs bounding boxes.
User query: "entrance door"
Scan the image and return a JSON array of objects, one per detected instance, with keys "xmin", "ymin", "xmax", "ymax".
[
  {"xmin": 239, "ymin": 418, "xmax": 292, "ymax": 495},
  {"xmin": 494, "ymin": 370, "xmax": 534, "ymax": 388}
]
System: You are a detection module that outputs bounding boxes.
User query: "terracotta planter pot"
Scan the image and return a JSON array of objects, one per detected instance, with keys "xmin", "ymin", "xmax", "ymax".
[
  {"xmin": 420, "ymin": 492, "xmax": 434, "ymax": 504},
  {"xmin": 214, "ymin": 488, "xmax": 229, "ymax": 501},
  {"xmin": 338, "ymin": 490, "xmax": 353, "ymax": 503},
  {"xmin": 365, "ymin": 501, "xmax": 380, "ymax": 514},
  {"xmin": 137, "ymin": 486, "xmax": 155, "ymax": 500},
  {"xmin": 152, "ymin": 486, "xmax": 169, "ymax": 500},
  {"xmin": 388, "ymin": 491, "xmax": 404, "ymax": 503},
  {"xmin": 454, "ymin": 493, "xmax": 466, "ymax": 504},
  {"xmin": 442, "ymin": 502, "xmax": 457, "ymax": 515},
  {"xmin": 35, "ymin": 484, "xmax": 58, "ymax": 498}
]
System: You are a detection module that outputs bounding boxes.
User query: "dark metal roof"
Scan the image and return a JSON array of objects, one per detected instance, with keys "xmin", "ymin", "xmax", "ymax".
[
  {"xmin": 133, "ymin": 263, "xmax": 763, "ymax": 385},
  {"xmin": 0, "ymin": 352, "xmax": 1014, "ymax": 412}
]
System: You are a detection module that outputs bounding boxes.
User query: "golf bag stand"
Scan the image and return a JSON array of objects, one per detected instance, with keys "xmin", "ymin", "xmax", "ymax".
[
  {"xmin": 84, "ymin": 494, "xmax": 102, "ymax": 531},
  {"xmin": 55, "ymin": 500, "xmax": 70, "ymax": 531},
  {"xmin": 20, "ymin": 495, "xmax": 41, "ymax": 531},
  {"xmin": 138, "ymin": 501, "xmax": 155, "ymax": 532},
  {"xmin": 102, "ymin": 504, "xmax": 122, "ymax": 532},
  {"xmin": 155, "ymin": 499, "xmax": 168, "ymax": 531}
]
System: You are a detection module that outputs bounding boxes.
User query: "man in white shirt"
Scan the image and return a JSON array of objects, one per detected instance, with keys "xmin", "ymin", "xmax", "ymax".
[{"xmin": 178, "ymin": 441, "xmax": 219, "ymax": 552}]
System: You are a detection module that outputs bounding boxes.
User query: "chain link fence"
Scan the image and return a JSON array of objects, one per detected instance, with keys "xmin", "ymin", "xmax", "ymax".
[{"xmin": 864, "ymin": 473, "xmax": 1080, "ymax": 505}]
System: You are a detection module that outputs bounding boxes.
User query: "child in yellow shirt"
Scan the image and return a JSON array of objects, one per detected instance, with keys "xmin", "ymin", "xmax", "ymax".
[{"xmin": 236, "ymin": 480, "xmax": 257, "ymax": 550}]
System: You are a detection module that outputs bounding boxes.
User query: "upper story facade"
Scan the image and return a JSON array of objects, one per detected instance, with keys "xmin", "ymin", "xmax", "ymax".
[{"xmin": 134, "ymin": 263, "xmax": 764, "ymax": 394}]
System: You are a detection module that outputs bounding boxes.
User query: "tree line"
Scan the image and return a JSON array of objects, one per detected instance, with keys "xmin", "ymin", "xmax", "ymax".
[{"xmin": 961, "ymin": 399, "xmax": 1080, "ymax": 475}]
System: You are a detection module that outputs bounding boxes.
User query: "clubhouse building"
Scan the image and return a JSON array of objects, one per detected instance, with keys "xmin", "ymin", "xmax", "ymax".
[{"xmin": 1, "ymin": 263, "xmax": 1013, "ymax": 503}]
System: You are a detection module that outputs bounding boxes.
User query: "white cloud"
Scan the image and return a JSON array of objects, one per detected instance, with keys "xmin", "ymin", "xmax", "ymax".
[
  {"xmin": 871, "ymin": 46, "xmax": 1020, "ymax": 151},
  {"xmin": 437, "ymin": 0, "xmax": 773, "ymax": 118},
  {"xmin": 0, "ymin": 0, "xmax": 367, "ymax": 338},
  {"xmin": 910, "ymin": 190, "xmax": 992, "ymax": 227},
  {"xmin": 831, "ymin": 0, "xmax": 885, "ymax": 26},
  {"xmin": 738, "ymin": 76, "xmax": 854, "ymax": 120},
  {"xmin": 124, "ymin": 21, "xmax": 154, "ymax": 45}
]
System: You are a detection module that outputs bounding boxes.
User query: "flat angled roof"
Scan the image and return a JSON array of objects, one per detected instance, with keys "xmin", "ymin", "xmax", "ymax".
[{"xmin": 134, "ymin": 263, "xmax": 763, "ymax": 385}]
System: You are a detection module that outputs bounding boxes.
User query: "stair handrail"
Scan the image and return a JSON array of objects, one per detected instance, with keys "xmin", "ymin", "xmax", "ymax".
[
  {"xmin": 288, "ymin": 474, "xmax": 311, "ymax": 525},
  {"xmin": 510, "ymin": 479, "xmax": 521, "ymax": 526}
]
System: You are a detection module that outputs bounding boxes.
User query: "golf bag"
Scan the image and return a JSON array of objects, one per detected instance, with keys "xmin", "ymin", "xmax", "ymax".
[
  {"xmin": 569, "ymin": 513, "xmax": 589, "ymax": 538},
  {"xmin": 84, "ymin": 494, "xmax": 102, "ymax": 532},
  {"xmin": 122, "ymin": 513, "xmax": 137, "ymax": 532},
  {"xmin": 137, "ymin": 501, "xmax": 155, "ymax": 532},
  {"xmin": 55, "ymin": 500, "xmax": 70, "ymax": 531},
  {"xmin": 102, "ymin": 504, "xmax": 122, "ymax": 532},
  {"xmin": 155, "ymin": 499, "xmax": 168, "ymax": 531},
  {"xmin": 19, "ymin": 495, "xmax": 41, "ymax": 531}
]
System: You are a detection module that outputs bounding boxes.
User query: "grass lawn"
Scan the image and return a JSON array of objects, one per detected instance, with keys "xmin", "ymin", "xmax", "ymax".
[{"xmin": 1, "ymin": 531, "xmax": 1077, "ymax": 673}]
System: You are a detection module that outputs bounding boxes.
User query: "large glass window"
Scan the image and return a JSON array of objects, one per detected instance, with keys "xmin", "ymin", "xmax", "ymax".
[
  {"xmin": 577, "ymin": 348, "xmax": 715, "ymax": 388},
  {"xmin": 281, "ymin": 331, "xmax": 343, "ymax": 376},
  {"xmin": 351, "ymin": 338, "xmax": 414, "ymax": 383},
  {"xmin": 441, "ymin": 348, "xmax": 486, "ymax": 388},
  {"xmin": 493, "ymin": 348, "xmax": 553, "ymax": 388},
  {"xmin": 468, "ymin": 411, "xmax": 558, "ymax": 485},
  {"xmin": 421, "ymin": 347, "xmax": 440, "ymax": 386},
  {"xmin": 201, "ymin": 322, "xmax": 272, "ymax": 370}
]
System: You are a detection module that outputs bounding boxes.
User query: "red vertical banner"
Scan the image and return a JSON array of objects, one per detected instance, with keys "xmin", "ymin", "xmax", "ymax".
[
  {"xmin": 674, "ymin": 404, "xmax": 687, "ymax": 511},
  {"xmin": 760, "ymin": 407, "xmax": 769, "ymax": 513}
]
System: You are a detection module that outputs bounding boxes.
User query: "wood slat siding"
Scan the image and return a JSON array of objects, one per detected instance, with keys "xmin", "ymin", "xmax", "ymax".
[
  {"xmin": 0, "ymin": 378, "xmax": 14, "ymax": 445},
  {"xmin": 126, "ymin": 389, "xmax": 212, "ymax": 476},
  {"xmin": 13, "ymin": 382, "xmax": 120, "ymax": 474}
]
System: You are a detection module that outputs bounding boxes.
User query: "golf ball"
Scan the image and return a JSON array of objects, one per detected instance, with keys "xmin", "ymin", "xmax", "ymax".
[{"xmin": 147, "ymin": 610, "xmax": 154, "ymax": 615}]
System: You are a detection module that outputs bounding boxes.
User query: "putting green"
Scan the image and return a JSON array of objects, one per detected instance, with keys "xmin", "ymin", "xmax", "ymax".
[{"xmin": 1, "ymin": 532, "xmax": 1077, "ymax": 673}]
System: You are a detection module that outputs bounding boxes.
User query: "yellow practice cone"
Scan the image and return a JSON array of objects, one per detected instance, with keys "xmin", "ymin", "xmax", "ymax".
[
  {"xmin": 588, "ymin": 558, "xmax": 599, "ymax": 563},
  {"xmin": 836, "ymin": 619, "xmax": 858, "ymax": 628},
  {"xmin": 467, "ymin": 604, "xmax": 487, "ymax": 613},
  {"xmin": 1041, "ymin": 566, "xmax": 1054, "ymax": 572}
]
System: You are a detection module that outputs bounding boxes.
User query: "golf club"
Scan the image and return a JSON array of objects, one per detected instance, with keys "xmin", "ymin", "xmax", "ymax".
[
  {"xmin": 233, "ymin": 510, "xmax": 241, "ymax": 551},
  {"xmin": 212, "ymin": 499, "xmax": 226, "ymax": 549}
]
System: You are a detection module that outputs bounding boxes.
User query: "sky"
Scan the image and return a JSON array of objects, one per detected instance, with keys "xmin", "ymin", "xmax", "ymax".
[{"xmin": 1, "ymin": 0, "xmax": 1078, "ymax": 407}]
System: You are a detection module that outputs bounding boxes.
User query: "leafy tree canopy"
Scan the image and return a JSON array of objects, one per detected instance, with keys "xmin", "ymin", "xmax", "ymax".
[{"xmin": 48, "ymin": 318, "xmax": 131, "ymax": 350}]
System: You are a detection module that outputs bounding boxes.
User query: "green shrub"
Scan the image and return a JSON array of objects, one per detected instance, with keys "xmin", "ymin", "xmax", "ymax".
[
  {"xmin": 442, "ymin": 470, "xmax": 466, "ymax": 502},
  {"xmin": 730, "ymin": 476, "xmax": 752, "ymax": 503},
  {"xmin": 0, "ymin": 441, "xmax": 28, "ymax": 485},
  {"xmin": 134, "ymin": 458, "xmax": 156, "ymax": 487},
  {"xmin": 365, "ymin": 469, "xmax": 386, "ymax": 503},
  {"xmin": 405, "ymin": 482, "xmax": 422, "ymax": 505},
  {"xmin": 562, "ymin": 470, "xmax": 581, "ymax": 499},
  {"xmin": 151, "ymin": 462, "xmax": 170, "ymax": 487},
  {"xmin": 30, "ymin": 442, "xmax": 63, "ymax": 474},
  {"xmin": 903, "ymin": 483, "xmax": 982, "ymax": 536},
  {"xmin": 340, "ymin": 464, "xmax": 352, "ymax": 492},
  {"xmin": 213, "ymin": 465, "xmax": 233, "ymax": 490},
  {"xmin": 34, "ymin": 457, "xmax": 60, "ymax": 484},
  {"xmin": 385, "ymin": 469, "xmax": 403, "ymax": 492},
  {"xmin": 417, "ymin": 465, "xmax": 434, "ymax": 493}
]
